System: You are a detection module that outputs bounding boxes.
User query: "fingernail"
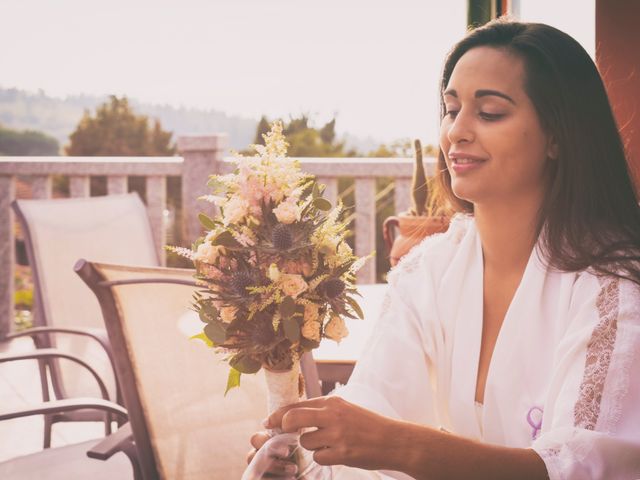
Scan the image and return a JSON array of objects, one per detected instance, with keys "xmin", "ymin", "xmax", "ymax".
[
  {"xmin": 262, "ymin": 418, "xmax": 270, "ymax": 428},
  {"xmin": 285, "ymin": 464, "xmax": 298, "ymax": 474}
]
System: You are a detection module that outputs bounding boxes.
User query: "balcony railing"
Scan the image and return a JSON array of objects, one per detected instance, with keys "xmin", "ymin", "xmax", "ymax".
[{"xmin": 0, "ymin": 133, "xmax": 437, "ymax": 337}]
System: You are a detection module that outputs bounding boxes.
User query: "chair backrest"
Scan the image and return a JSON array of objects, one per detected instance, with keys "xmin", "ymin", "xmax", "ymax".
[
  {"xmin": 76, "ymin": 260, "xmax": 268, "ymax": 480},
  {"xmin": 12, "ymin": 193, "xmax": 159, "ymax": 401}
]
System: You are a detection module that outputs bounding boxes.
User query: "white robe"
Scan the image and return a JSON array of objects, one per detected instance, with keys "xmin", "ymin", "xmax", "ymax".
[{"xmin": 333, "ymin": 214, "xmax": 640, "ymax": 480}]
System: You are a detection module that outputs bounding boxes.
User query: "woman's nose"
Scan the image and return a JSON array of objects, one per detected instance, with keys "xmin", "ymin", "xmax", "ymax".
[{"xmin": 447, "ymin": 111, "xmax": 475, "ymax": 144}]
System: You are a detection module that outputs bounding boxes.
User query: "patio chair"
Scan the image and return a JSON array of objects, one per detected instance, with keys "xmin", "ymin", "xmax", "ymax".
[
  {"xmin": 0, "ymin": 336, "xmax": 135, "ymax": 479},
  {"xmin": 11, "ymin": 193, "xmax": 159, "ymax": 446},
  {"xmin": 77, "ymin": 260, "xmax": 316, "ymax": 479}
]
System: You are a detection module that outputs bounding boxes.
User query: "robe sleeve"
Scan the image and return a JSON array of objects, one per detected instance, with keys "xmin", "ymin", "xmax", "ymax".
[
  {"xmin": 335, "ymin": 245, "xmax": 440, "ymax": 428},
  {"xmin": 531, "ymin": 274, "xmax": 640, "ymax": 480}
]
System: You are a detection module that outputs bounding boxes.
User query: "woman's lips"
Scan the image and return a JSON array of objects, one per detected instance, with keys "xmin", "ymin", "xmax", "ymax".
[{"xmin": 449, "ymin": 156, "xmax": 486, "ymax": 174}]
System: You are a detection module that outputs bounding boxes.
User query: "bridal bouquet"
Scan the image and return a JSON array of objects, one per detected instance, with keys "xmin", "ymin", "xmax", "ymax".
[{"xmin": 169, "ymin": 122, "xmax": 368, "ymax": 411}]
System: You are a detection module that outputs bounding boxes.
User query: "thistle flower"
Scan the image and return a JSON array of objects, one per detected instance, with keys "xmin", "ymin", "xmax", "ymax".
[
  {"xmin": 230, "ymin": 272, "xmax": 254, "ymax": 296},
  {"xmin": 272, "ymin": 224, "xmax": 293, "ymax": 250},
  {"xmin": 321, "ymin": 278, "xmax": 345, "ymax": 299}
]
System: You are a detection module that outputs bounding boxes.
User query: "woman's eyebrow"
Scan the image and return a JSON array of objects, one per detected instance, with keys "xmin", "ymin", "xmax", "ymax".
[
  {"xmin": 443, "ymin": 88, "xmax": 516, "ymax": 105},
  {"xmin": 476, "ymin": 89, "xmax": 516, "ymax": 104}
]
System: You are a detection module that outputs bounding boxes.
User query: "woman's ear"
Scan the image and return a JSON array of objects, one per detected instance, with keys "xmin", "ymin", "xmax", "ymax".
[{"xmin": 547, "ymin": 137, "xmax": 559, "ymax": 160}]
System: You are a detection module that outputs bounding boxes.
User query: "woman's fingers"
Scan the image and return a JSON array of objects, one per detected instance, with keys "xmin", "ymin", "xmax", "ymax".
[
  {"xmin": 264, "ymin": 397, "xmax": 329, "ymax": 429},
  {"xmin": 299, "ymin": 428, "xmax": 331, "ymax": 451},
  {"xmin": 281, "ymin": 407, "xmax": 328, "ymax": 433},
  {"xmin": 250, "ymin": 431, "xmax": 272, "ymax": 450}
]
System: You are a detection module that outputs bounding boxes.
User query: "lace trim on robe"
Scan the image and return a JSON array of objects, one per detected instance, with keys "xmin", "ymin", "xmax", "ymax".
[{"xmin": 573, "ymin": 277, "xmax": 620, "ymax": 430}]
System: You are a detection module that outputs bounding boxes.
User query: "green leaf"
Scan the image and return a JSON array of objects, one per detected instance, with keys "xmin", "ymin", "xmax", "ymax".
[
  {"xmin": 204, "ymin": 321, "xmax": 227, "ymax": 344},
  {"xmin": 212, "ymin": 231, "xmax": 241, "ymax": 248},
  {"xmin": 313, "ymin": 198, "xmax": 332, "ymax": 211},
  {"xmin": 312, "ymin": 182, "xmax": 320, "ymax": 199},
  {"xmin": 346, "ymin": 297, "xmax": 365, "ymax": 320},
  {"xmin": 198, "ymin": 213, "xmax": 217, "ymax": 230},
  {"xmin": 225, "ymin": 368, "xmax": 242, "ymax": 395},
  {"xmin": 300, "ymin": 337, "xmax": 320, "ymax": 351},
  {"xmin": 279, "ymin": 296, "xmax": 297, "ymax": 318},
  {"xmin": 230, "ymin": 355, "xmax": 262, "ymax": 374},
  {"xmin": 283, "ymin": 317, "xmax": 301, "ymax": 343},
  {"xmin": 190, "ymin": 332, "xmax": 213, "ymax": 347}
]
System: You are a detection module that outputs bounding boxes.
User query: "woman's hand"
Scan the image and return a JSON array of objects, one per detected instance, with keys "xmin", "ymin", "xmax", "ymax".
[
  {"xmin": 264, "ymin": 396, "xmax": 399, "ymax": 471},
  {"xmin": 246, "ymin": 431, "xmax": 298, "ymax": 478}
]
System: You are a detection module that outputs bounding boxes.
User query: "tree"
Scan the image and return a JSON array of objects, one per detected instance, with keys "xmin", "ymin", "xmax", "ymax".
[
  {"xmin": 251, "ymin": 114, "xmax": 346, "ymax": 157},
  {"xmin": 0, "ymin": 125, "xmax": 59, "ymax": 155},
  {"xmin": 253, "ymin": 116, "xmax": 271, "ymax": 145},
  {"xmin": 65, "ymin": 95, "xmax": 175, "ymax": 156}
]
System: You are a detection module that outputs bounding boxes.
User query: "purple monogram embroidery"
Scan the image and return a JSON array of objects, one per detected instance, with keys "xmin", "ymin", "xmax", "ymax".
[{"xmin": 527, "ymin": 406, "xmax": 543, "ymax": 439}]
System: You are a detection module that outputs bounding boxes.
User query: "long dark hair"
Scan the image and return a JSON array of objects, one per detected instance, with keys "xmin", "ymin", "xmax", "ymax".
[{"xmin": 435, "ymin": 19, "xmax": 640, "ymax": 286}]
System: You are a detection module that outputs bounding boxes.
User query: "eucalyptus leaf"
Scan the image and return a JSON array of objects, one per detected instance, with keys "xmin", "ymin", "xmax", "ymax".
[
  {"xmin": 230, "ymin": 355, "xmax": 262, "ymax": 374},
  {"xmin": 212, "ymin": 231, "xmax": 241, "ymax": 248},
  {"xmin": 313, "ymin": 198, "xmax": 332, "ymax": 211},
  {"xmin": 190, "ymin": 332, "xmax": 213, "ymax": 347},
  {"xmin": 283, "ymin": 317, "xmax": 301, "ymax": 343},
  {"xmin": 204, "ymin": 321, "xmax": 227, "ymax": 344},
  {"xmin": 198, "ymin": 309, "xmax": 212, "ymax": 324},
  {"xmin": 201, "ymin": 302, "xmax": 219, "ymax": 320},
  {"xmin": 198, "ymin": 213, "xmax": 217, "ymax": 230},
  {"xmin": 225, "ymin": 368, "xmax": 242, "ymax": 395},
  {"xmin": 279, "ymin": 296, "xmax": 297, "ymax": 318}
]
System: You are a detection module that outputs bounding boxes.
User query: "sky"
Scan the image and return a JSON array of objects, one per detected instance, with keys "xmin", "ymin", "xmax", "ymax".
[{"xmin": 0, "ymin": 0, "xmax": 595, "ymax": 145}]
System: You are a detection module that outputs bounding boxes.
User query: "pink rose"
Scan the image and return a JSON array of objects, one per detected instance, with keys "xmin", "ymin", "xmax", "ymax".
[
  {"xmin": 301, "ymin": 320, "xmax": 321, "ymax": 342},
  {"xmin": 280, "ymin": 274, "xmax": 308, "ymax": 298},
  {"xmin": 324, "ymin": 314, "xmax": 348, "ymax": 343}
]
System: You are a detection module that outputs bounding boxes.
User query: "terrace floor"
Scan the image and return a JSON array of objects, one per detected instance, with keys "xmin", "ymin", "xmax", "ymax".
[{"xmin": 0, "ymin": 336, "xmax": 105, "ymax": 463}]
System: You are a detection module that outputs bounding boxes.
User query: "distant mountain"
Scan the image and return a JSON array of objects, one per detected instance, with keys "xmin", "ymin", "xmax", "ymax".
[
  {"xmin": 0, "ymin": 87, "xmax": 384, "ymax": 156},
  {"xmin": 0, "ymin": 87, "xmax": 257, "ymax": 152}
]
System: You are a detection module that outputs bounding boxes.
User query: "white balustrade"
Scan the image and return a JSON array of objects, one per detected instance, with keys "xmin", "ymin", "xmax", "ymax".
[{"xmin": 0, "ymin": 143, "xmax": 437, "ymax": 337}]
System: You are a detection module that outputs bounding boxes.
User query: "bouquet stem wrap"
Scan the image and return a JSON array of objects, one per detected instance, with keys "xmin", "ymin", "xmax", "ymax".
[{"xmin": 264, "ymin": 360, "xmax": 301, "ymax": 420}]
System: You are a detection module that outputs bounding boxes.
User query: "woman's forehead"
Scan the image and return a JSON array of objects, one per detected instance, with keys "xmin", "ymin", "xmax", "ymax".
[{"xmin": 446, "ymin": 46, "xmax": 526, "ymax": 98}]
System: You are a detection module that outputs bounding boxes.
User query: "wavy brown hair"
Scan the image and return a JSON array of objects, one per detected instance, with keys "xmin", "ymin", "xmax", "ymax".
[{"xmin": 435, "ymin": 19, "xmax": 640, "ymax": 285}]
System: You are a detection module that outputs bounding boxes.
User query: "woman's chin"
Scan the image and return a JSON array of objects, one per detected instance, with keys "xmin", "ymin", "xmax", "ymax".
[{"xmin": 451, "ymin": 183, "xmax": 481, "ymax": 204}]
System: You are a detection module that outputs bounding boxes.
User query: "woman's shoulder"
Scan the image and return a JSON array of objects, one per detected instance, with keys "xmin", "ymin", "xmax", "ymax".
[
  {"xmin": 387, "ymin": 213, "xmax": 475, "ymax": 287},
  {"xmin": 568, "ymin": 267, "xmax": 640, "ymax": 325}
]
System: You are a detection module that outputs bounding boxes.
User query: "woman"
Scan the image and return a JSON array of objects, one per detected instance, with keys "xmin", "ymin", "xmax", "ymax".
[{"xmin": 250, "ymin": 19, "xmax": 640, "ymax": 479}]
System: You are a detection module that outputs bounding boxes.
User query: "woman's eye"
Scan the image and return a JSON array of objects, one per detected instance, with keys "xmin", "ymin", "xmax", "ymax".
[
  {"xmin": 445, "ymin": 110, "xmax": 459, "ymax": 118},
  {"xmin": 479, "ymin": 112, "xmax": 504, "ymax": 121}
]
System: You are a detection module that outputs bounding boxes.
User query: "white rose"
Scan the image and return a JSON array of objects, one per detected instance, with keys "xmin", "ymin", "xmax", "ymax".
[
  {"xmin": 324, "ymin": 314, "xmax": 348, "ymax": 343},
  {"xmin": 273, "ymin": 200, "xmax": 301, "ymax": 225},
  {"xmin": 195, "ymin": 242, "xmax": 224, "ymax": 264}
]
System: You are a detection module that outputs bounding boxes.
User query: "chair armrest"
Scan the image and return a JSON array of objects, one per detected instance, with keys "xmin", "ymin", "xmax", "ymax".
[
  {"xmin": 5, "ymin": 326, "xmax": 121, "ymax": 404},
  {"xmin": 88, "ymin": 422, "xmax": 142, "ymax": 480},
  {"xmin": 6, "ymin": 326, "xmax": 113, "ymax": 362},
  {"xmin": 0, "ymin": 397, "xmax": 128, "ymax": 422},
  {"xmin": 86, "ymin": 422, "xmax": 133, "ymax": 460},
  {"xmin": 0, "ymin": 348, "xmax": 111, "ymax": 400}
]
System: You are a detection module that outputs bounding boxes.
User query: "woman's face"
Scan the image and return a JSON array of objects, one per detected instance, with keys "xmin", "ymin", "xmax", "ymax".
[{"xmin": 439, "ymin": 46, "xmax": 555, "ymax": 209}]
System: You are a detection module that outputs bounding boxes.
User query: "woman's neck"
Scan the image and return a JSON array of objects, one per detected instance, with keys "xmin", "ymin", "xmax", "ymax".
[{"xmin": 474, "ymin": 199, "xmax": 541, "ymax": 274}]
